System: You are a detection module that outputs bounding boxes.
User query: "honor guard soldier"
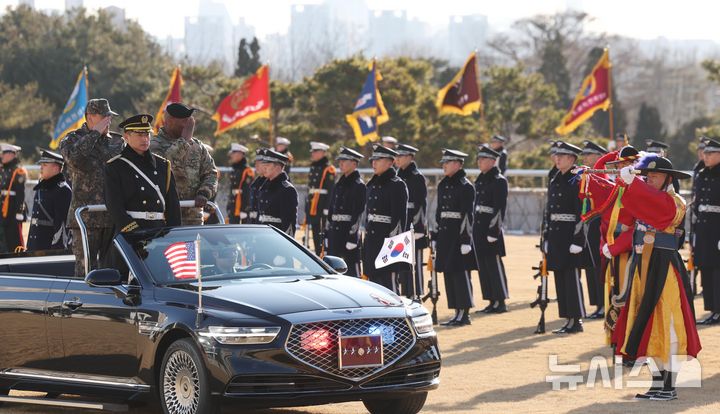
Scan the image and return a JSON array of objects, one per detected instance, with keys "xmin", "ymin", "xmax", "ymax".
[
  {"xmin": 473, "ymin": 145, "xmax": 509, "ymax": 314},
  {"xmin": 544, "ymin": 141, "xmax": 586, "ymax": 334},
  {"xmin": 27, "ymin": 150, "xmax": 72, "ymax": 251},
  {"xmin": 326, "ymin": 147, "xmax": 366, "ymax": 277},
  {"xmin": 689, "ymin": 138, "xmax": 706, "ymax": 296},
  {"xmin": 104, "ymin": 114, "xmax": 181, "ymax": 233},
  {"xmin": 257, "ymin": 149, "xmax": 297, "ymax": 235},
  {"xmin": 433, "ymin": 149, "xmax": 476, "ymax": 326},
  {"xmin": 489, "ymin": 135, "xmax": 508, "ymax": 174},
  {"xmin": 0, "ymin": 144, "xmax": 27, "ymax": 252},
  {"xmin": 60, "ymin": 98, "xmax": 123, "ymax": 276},
  {"xmin": 226, "ymin": 143, "xmax": 254, "ymax": 224},
  {"xmin": 645, "ymin": 140, "xmax": 669, "ymax": 156},
  {"xmin": 274, "ymin": 137, "xmax": 293, "ymax": 175},
  {"xmin": 395, "ymin": 143, "xmax": 427, "ymax": 298},
  {"xmin": 362, "ymin": 145, "xmax": 408, "ymax": 292},
  {"xmin": 306, "ymin": 142, "xmax": 335, "ymax": 255},
  {"xmin": 581, "ymin": 140, "xmax": 608, "ymax": 318},
  {"xmin": 150, "ymin": 102, "xmax": 218, "ymax": 225},
  {"xmin": 247, "ymin": 148, "xmax": 268, "ymax": 224},
  {"xmin": 381, "ymin": 136, "xmax": 398, "ymax": 150},
  {"xmin": 693, "ymin": 137, "xmax": 720, "ymax": 325}
]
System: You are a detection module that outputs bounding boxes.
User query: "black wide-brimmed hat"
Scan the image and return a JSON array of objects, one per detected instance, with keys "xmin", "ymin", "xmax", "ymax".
[{"xmin": 635, "ymin": 155, "xmax": 691, "ymax": 180}]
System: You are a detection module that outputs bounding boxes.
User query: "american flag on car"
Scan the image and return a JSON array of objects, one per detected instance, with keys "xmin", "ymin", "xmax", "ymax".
[{"xmin": 164, "ymin": 241, "xmax": 199, "ymax": 279}]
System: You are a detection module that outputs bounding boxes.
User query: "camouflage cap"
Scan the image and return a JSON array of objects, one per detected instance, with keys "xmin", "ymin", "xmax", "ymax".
[{"xmin": 86, "ymin": 99, "xmax": 119, "ymax": 116}]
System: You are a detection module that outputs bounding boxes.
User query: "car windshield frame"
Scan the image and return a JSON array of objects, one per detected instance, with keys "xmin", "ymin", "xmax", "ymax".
[{"xmin": 119, "ymin": 225, "xmax": 333, "ymax": 286}]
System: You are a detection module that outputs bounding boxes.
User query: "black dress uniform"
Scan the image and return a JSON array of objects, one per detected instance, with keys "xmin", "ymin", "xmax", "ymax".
[
  {"xmin": 472, "ymin": 146, "xmax": 509, "ymax": 314},
  {"xmin": 275, "ymin": 137, "xmax": 293, "ymax": 176},
  {"xmin": 247, "ymin": 148, "xmax": 268, "ymax": 224},
  {"xmin": 257, "ymin": 150, "xmax": 298, "ymax": 236},
  {"xmin": 396, "ymin": 144, "xmax": 427, "ymax": 298},
  {"xmin": 490, "ymin": 135, "xmax": 508, "ymax": 174},
  {"xmin": 362, "ymin": 145, "xmax": 409, "ymax": 292},
  {"xmin": 27, "ymin": 151, "xmax": 72, "ymax": 251},
  {"xmin": 0, "ymin": 145, "xmax": 27, "ymax": 252},
  {"xmin": 104, "ymin": 115, "xmax": 181, "ymax": 234},
  {"xmin": 694, "ymin": 138, "xmax": 720, "ymax": 325},
  {"xmin": 306, "ymin": 142, "xmax": 335, "ymax": 255},
  {"xmin": 326, "ymin": 147, "xmax": 366, "ymax": 278},
  {"xmin": 434, "ymin": 149, "xmax": 476, "ymax": 326},
  {"xmin": 544, "ymin": 142, "xmax": 586, "ymax": 333},
  {"xmin": 226, "ymin": 145, "xmax": 254, "ymax": 224},
  {"xmin": 689, "ymin": 142, "xmax": 705, "ymax": 297}
]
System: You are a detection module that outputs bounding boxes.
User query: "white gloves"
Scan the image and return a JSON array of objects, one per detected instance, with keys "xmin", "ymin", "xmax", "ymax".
[
  {"xmin": 461, "ymin": 244, "xmax": 472, "ymax": 255},
  {"xmin": 543, "ymin": 241, "xmax": 548, "ymax": 254},
  {"xmin": 414, "ymin": 232, "xmax": 424, "ymax": 240},
  {"xmin": 322, "ymin": 209, "xmax": 329, "ymax": 216},
  {"xmin": 602, "ymin": 243, "xmax": 612, "ymax": 259},
  {"xmin": 487, "ymin": 236, "xmax": 498, "ymax": 243},
  {"xmin": 569, "ymin": 244, "xmax": 583, "ymax": 254},
  {"xmin": 431, "ymin": 241, "xmax": 437, "ymax": 250},
  {"xmin": 15, "ymin": 214, "xmax": 23, "ymax": 221},
  {"xmin": 240, "ymin": 212, "xmax": 248, "ymax": 219},
  {"xmin": 620, "ymin": 166, "xmax": 635, "ymax": 185},
  {"xmin": 346, "ymin": 242, "xmax": 357, "ymax": 250}
]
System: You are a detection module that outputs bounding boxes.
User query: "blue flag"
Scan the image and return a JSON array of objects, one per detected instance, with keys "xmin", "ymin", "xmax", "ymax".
[
  {"xmin": 345, "ymin": 61, "xmax": 389, "ymax": 145},
  {"xmin": 50, "ymin": 67, "xmax": 88, "ymax": 149}
]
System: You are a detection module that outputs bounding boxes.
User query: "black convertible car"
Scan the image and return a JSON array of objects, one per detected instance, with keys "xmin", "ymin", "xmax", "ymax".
[{"xmin": 0, "ymin": 224, "xmax": 440, "ymax": 414}]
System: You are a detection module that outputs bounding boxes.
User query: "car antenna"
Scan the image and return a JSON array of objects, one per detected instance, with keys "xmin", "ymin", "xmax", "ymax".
[{"xmin": 195, "ymin": 233, "xmax": 204, "ymax": 328}]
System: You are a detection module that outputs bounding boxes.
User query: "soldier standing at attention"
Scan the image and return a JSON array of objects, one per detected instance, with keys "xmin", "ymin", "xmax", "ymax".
[
  {"xmin": 0, "ymin": 144, "xmax": 27, "ymax": 252},
  {"xmin": 306, "ymin": 142, "xmax": 335, "ymax": 255},
  {"xmin": 433, "ymin": 149, "xmax": 476, "ymax": 327},
  {"xmin": 247, "ymin": 148, "xmax": 267, "ymax": 224},
  {"xmin": 273, "ymin": 137, "xmax": 293, "ymax": 175},
  {"xmin": 59, "ymin": 98, "xmax": 123, "ymax": 276},
  {"xmin": 362, "ymin": 145, "xmax": 408, "ymax": 292},
  {"xmin": 150, "ymin": 102, "xmax": 217, "ymax": 225},
  {"xmin": 325, "ymin": 147, "xmax": 366, "ymax": 278},
  {"xmin": 256, "ymin": 150, "xmax": 297, "ymax": 236},
  {"xmin": 226, "ymin": 143, "xmax": 254, "ymax": 224},
  {"xmin": 27, "ymin": 150, "xmax": 72, "ymax": 251},
  {"xmin": 395, "ymin": 143, "xmax": 427, "ymax": 298},
  {"xmin": 488, "ymin": 135, "xmax": 508, "ymax": 175}
]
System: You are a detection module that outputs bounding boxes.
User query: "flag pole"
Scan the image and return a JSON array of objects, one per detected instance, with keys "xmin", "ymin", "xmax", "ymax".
[
  {"xmin": 410, "ymin": 224, "xmax": 419, "ymax": 302},
  {"xmin": 266, "ymin": 64, "xmax": 274, "ymax": 146},
  {"xmin": 475, "ymin": 50, "xmax": 487, "ymax": 140},
  {"xmin": 607, "ymin": 47, "xmax": 615, "ymax": 141}
]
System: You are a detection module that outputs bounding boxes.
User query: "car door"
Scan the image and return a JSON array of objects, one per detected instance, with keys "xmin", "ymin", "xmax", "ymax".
[{"xmin": 59, "ymin": 272, "xmax": 140, "ymax": 378}]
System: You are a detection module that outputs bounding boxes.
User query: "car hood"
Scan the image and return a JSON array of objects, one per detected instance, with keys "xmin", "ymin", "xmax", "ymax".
[{"xmin": 198, "ymin": 275, "xmax": 405, "ymax": 316}]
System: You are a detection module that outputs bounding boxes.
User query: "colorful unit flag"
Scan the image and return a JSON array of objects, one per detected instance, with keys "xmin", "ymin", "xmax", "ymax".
[
  {"xmin": 345, "ymin": 61, "xmax": 389, "ymax": 146},
  {"xmin": 50, "ymin": 67, "xmax": 88, "ymax": 149},
  {"xmin": 164, "ymin": 241, "xmax": 199, "ymax": 280},
  {"xmin": 436, "ymin": 52, "xmax": 482, "ymax": 116},
  {"xmin": 374, "ymin": 230, "xmax": 414, "ymax": 269},
  {"xmin": 154, "ymin": 66, "xmax": 183, "ymax": 133},
  {"xmin": 556, "ymin": 48, "xmax": 611, "ymax": 135},
  {"xmin": 212, "ymin": 65, "xmax": 271, "ymax": 135}
]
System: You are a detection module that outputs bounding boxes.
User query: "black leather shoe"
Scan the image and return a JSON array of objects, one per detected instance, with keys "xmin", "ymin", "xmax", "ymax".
[
  {"xmin": 454, "ymin": 316, "xmax": 472, "ymax": 326},
  {"xmin": 475, "ymin": 302, "xmax": 495, "ymax": 314},
  {"xmin": 488, "ymin": 303, "xmax": 508, "ymax": 314},
  {"xmin": 440, "ymin": 318, "xmax": 457, "ymax": 326},
  {"xmin": 566, "ymin": 322, "xmax": 584, "ymax": 333},
  {"xmin": 552, "ymin": 319, "xmax": 571, "ymax": 334},
  {"xmin": 587, "ymin": 308, "xmax": 605, "ymax": 319},
  {"xmin": 699, "ymin": 313, "xmax": 720, "ymax": 325}
]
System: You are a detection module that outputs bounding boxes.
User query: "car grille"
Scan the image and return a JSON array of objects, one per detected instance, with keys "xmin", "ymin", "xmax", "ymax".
[
  {"xmin": 225, "ymin": 374, "xmax": 350, "ymax": 395},
  {"xmin": 361, "ymin": 362, "xmax": 441, "ymax": 388},
  {"xmin": 285, "ymin": 317, "xmax": 416, "ymax": 380}
]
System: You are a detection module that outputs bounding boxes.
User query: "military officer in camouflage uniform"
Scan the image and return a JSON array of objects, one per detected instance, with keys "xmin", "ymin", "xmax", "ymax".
[
  {"xmin": 27, "ymin": 150, "xmax": 71, "ymax": 251},
  {"xmin": 60, "ymin": 98, "xmax": 123, "ymax": 276},
  {"xmin": 150, "ymin": 102, "xmax": 218, "ymax": 225},
  {"xmin": 105, "ymin": 114, "xmax": 181, "ymax": 233},
  {"xmin": 325, "ymin": 147, "xmax": 366, "ymax": 278},
  {"xmin": 226, "ymin": 143, "xmax": 254, "ymax": 224},
  {"xmin": 0, "ymin": 144, "xmax": 27, "ymax": 252},
  {"xmin": 306, "ymin": 141, "xmax": 335, "ymax": 255},
  {"xmin": 395, "ymin": 143, "xmax": 427, "ymax": 298}
]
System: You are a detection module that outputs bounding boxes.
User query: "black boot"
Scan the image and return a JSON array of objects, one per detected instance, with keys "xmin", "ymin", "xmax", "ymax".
[
  {"xmin": 634, "ymin": 370, "xmax": 664, "ymax": 400},
  {"xmin": 699, "ymin": 313, "xmax": 720, "ymax": 325},
  {"xmin": 440, "ymin": 310, "xmax": 459, "ymax": 326},
  {"xmin": 489, "ymin": 300, "xmax": 508, "ymax": 314},
  {"xmin": 650, "ymin": 370, "xmax": 678, "ymax": 401},
  {"xmin": 455, "ymin": 309, "xmax": 472, "ymax": 326},
  {"xmin": 552, "ymin": 319, "xmax": 571, "ymax": 334},
  {"xmin": 476, "ymin": 301, "xmax": 495, "ymax": 314},
  {"xmin": 566, "ymin": 318, "xmax": 584, "ymax": 333},
  {"xmin": 588, "ymin": 307, "xmax": 604, "ymax": 319}
]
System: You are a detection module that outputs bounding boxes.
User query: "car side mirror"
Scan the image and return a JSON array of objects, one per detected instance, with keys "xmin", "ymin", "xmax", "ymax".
[
  {"xmin": 322, "ymin": 255, "xmax": 348, "ymax": 274},
  {"xmin": 85, "ymin": 268, "xmax": 124, "ymax": 287}
]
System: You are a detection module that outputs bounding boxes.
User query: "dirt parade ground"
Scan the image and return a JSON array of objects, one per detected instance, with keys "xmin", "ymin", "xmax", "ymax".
[{"xmin": 2, "ymin": 235, "xmax": 719, "ymax": 414}]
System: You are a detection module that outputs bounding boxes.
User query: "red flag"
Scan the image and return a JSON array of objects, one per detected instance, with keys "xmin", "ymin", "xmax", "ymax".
[
  {"xmin": 556, "ymin": 49, "xmax": 611, "ymax": 135},
  {"xmin": 436, "ymin": 52, "xmax": 482, "ymax": 116},
  {"xmin": 154, "ymin": 66, "xmax": 182, "ymax": 133},
  {"xmin": 212, "ymin": 65, "xmax": 270, "ymax": 135}
]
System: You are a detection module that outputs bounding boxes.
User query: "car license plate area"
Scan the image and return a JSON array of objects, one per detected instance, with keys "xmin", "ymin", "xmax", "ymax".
[{"xmin": 338, "ymin": 332, "xmax": 383, "ymax": 369}]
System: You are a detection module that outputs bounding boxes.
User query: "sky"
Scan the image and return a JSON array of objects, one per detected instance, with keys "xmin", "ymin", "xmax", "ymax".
[{"xmin": 4, "ymin": 0, "xmax": 720, "ymax": 43}]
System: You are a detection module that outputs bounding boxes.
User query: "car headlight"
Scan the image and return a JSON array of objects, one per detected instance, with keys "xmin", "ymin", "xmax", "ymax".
[
  {"xmin": 200, "ymin": 326, "xmax": 281, "ymax": 345},
  {"xmin": 411, "ymin": 313, "xmax": 435, "ymax": 336}
]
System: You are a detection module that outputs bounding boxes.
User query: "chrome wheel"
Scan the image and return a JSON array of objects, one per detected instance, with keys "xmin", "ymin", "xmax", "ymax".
[{"xmin": 163, "ymin": 349, "xmax": 200, "ymax": 414}]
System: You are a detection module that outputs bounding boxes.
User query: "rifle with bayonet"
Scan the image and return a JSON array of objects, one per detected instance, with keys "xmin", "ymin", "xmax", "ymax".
[
  {"xmin": 530, "ymin": 251, "xmax": 549, "ymax": 334},
  {"xmin": 421, "ymin": 237, "xmax": 440, "ymax": 325}
]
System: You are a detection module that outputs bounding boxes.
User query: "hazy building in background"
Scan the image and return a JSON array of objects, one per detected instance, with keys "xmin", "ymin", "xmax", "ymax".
[
  {"xmin": 448, "ymin": 14, "xmax": 489, "ymax": 65},
  {"xmin": 65, "ymin": 0, "xmax": 83, "ymax": 10}
]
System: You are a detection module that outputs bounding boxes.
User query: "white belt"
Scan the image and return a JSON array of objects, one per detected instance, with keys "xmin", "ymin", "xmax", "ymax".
[
  {"xmin": 331, "ymin": 214, "xmax": 352, "ymax": 222},
  {"xmin": 308, "ymin": 189, "xmax": 328, "ymax": 194},
  {"xmin": 476, "ymin": 205, "xmax": 494, "ymax": 214},
  {"xmin": 407, "ymin": 202, "xmax": 415, "ymax": 209},
  {"xmin": 231, "ymin": 189, "xmax": 241, "ymax": 195},
  {"xmin": 440, "ymin": 211, "xmax": 462, "ymax": 219},
  {"xmin": 258, "ymin": 214, "xmax": 282, "ymax": 224},
  {"xmin": 127, "ymin": 211, "xmax": 165, "ymax": 220},
  {"xmin": 0, "ymin": 190, "xmax": 16, "ymax": 196},
  {"xmin": 550, "ymin": 213, "xmax": 576, "ymax": 222},
  {"xmin": 698, "ymin": 204, "xmax": 720, "ymax": 213},
  {"xmin": 31, "ymin": 218, "xmax": 53, "ymax": 226},
  {"xmin": 367, "ymin": 214, "xmax": 392, "ymax": 224}
]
